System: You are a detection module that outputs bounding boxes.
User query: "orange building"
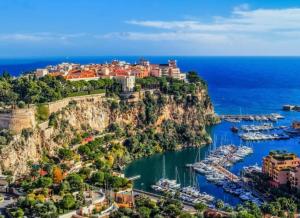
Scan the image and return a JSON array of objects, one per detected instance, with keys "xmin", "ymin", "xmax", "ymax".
[
  {"xmin": 65, "ymin": 69, "xmax": 99, "ymax": 81},
  {"xmin": 262, "ymin": 151, "xmax": 300, "ymax": 188}
]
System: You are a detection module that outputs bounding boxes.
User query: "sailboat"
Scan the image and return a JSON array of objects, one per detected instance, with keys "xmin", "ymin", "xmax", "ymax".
[{"xmin": 151, "ymin": 155, "xmax": 181, "ymax": 192}]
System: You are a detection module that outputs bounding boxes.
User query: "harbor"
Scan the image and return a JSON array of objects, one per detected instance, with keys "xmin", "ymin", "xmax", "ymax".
[
  {"xmin": 240, "ymin": 123, "xmax": 287, "ymax": 132},
  {"xmin": 184, "ymin": 145, "xmax": 263, "ymax": 205},
  {"xmin": 239, "ymin": 132, "xmax": 290, "ymax": 141},
  {"xmin": 124, "ymin": 59, "xmax": 300, "ymax": 207},
  {"xmin": 220, "ymin": 113, "xmax": 284, "ymax": 123},
  {"xmin": 151, "ymin": 156, "xmax": 216, "ymax": 207},
  {"xmin": 125, "ymin": 109, "xmax": 300, "ymax": 206}
]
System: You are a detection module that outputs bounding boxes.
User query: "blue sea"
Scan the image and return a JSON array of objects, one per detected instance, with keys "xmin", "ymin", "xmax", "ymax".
[{"xmin": 2, "ymin": 56, "xmax": 300, "ymax": 205}]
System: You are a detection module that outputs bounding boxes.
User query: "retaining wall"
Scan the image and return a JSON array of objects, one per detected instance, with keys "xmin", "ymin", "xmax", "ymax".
[{"xmin": 0, "ymin": 93, "xmax": 106, "ymax": 133}]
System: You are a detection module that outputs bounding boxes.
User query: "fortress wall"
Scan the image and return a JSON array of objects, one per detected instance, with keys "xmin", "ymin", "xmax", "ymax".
[
  {"xmin": 0, "ymin": 93, "xmax": 106, "ymax": 133},
  {"xmin": 0, "ymin": 108, "xmax": 36, "ymax": 133},
  {"xmin": 46, "ymin": 93, "xmax": 105, "ymax": 114}
]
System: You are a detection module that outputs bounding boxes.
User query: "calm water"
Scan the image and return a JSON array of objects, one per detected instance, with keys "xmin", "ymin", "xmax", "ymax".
[{"xmin": 2, "ymin": 56, "xmax": 300, "ymax": 205}]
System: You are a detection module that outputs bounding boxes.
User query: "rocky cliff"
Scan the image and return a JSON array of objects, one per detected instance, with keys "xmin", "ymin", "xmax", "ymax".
[{"xmin": 0, "ymin": 88, "xmax": 218, "ymax": 177}]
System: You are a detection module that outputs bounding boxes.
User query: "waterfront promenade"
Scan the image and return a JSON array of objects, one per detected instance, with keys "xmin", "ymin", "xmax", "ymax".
[{"xmin": 133, "ymin": 189, "xmax": 197, "ymax": 213}]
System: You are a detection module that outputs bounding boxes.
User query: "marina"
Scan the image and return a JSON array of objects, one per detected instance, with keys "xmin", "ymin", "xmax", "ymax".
[
  {"xmin": 220, "ymin": 113, "xmax": 284, "ymax": 123},
  {"xmin": 151, "ymin": 157, "xmax": 216, "ymax": 207},
  {"xmin": 151, "ymin": 178, "xmax": 216, "ymax": 207},
  {"xmin": 124, "ymin": 57, "xmax": 300, "ymax": 207},
  {"xmin": 184, "ymin": 145, "xmax": 263, "ymax": 205},
  {"xmin": 240, "ymin": 123, "xmax": 287, "ymax": 132},
  {"xmin": 239, "ymin": 132, "xmax": 290, "ymax": 141}
]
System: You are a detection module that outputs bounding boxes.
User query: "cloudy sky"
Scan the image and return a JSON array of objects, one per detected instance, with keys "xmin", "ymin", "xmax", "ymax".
[{"xmin": 1, "ymin": 0, "xmax": 300, "ymax": 57}]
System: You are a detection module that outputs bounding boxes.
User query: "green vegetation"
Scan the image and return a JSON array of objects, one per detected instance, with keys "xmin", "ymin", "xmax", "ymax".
[
  {"xmin": 4, "ymin": 71, "xmax": 218, "ymax": 217},
  {"xmin": 8, "ymin": 130, "xmax": 132, "ymax": 217},
  {"xmin": 136, "ymin": 72, "xmax": 207, "ymax": 98},
  {"xmin": 110, "ymin": 195, "xmax": 185, "ymax": 218},
  {"xmin": 0, "ymin": 129, "xmax": 13, "ymax": 145},
  {"xmin": 35, "ymin": 104, "xmax": 50, "ymax": 122},
  {"xmin": 0, "ymin": 72, "xmax": 118, "ymax": 106}
]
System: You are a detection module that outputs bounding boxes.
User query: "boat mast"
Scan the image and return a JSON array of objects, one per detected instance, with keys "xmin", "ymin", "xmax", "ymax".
[
  {"xmin": 162, "ymin": 155, "xmax": 166, "ymax": 179},
  {"xmin": 175, "ymin": 167, "xmax": 181, "ymax": 186}
]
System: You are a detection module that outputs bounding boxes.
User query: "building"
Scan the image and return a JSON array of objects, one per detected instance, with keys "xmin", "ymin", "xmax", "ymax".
[
  {"xmin": 288, "ymin": 166, "xmax": 300, "ymax": 189},
  {"xmin": 35, "ymin": 69, "xmax": 49, "ymax": 78},
  {"xmin": 262, "ymin": 151, "xmax": 300, "ymax": 188},
  {"xmin": 150, "ymin": 64, "xmax": 162, "ymax": 77},
  {"xmin": 159, "ymin": 64, "xmax": 170, "ymax": 77},
  {"xmin": 115, "ymin": 76, "xmax": 136, "ymax": 92},
  {"xmin": 35, "ymin": 59, "xmax": 186, "ymax": 89}
]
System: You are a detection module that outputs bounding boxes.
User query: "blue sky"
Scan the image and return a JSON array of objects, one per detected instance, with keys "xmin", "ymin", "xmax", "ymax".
[{"xmin": 1, "ymin": 0, "xmax": 300, "ymax": 57}]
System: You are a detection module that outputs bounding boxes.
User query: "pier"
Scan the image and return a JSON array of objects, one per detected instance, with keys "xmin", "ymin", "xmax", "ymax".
[
  {"xmin": 127, "ymin": 175, "xmax": 141, "ymax": 181},
  {"xmin": 220, "ymin": 113, "xmax": 284, "ymax": 122},
  {"xmin": 283, "ymin": 105, "xmax": 300, "ymax": 112},
  {"xmin": 211, "ymin": 164, "xmax": 239, "ymax": 182}
]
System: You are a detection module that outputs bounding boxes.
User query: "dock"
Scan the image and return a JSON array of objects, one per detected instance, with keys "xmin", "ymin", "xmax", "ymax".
[
  {"xmin": 283, "ymin": 105, "xmax": 300, "ymax": 112},
  {"xmin": 127, "ymin": 175, "xmax": 141, "ymax": 181},
  {"xmin": 211, "ymin": 164, "xmax": 239, "ymax": 182},
  {"xmin": 220, "ymin": 113, "xmax": 284, "ymax": 122}
]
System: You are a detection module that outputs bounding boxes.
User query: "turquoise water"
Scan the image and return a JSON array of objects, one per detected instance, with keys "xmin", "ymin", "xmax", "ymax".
[{"xmin": 2, "ymin": 56, "xmax": 300, "ymax": 205}]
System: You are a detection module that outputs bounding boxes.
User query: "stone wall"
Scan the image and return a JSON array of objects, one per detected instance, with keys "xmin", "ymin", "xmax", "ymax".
[
  {"xmin": 0, "ymin": 93, "xmax": 106, "ymax": 133},
  {"xmin": 0, "ymin": 108, "xmax": 36, "ymax": 133},
  {"xmin": 46, "ymin": 93, "xmax": 105, "ymax": 114}
]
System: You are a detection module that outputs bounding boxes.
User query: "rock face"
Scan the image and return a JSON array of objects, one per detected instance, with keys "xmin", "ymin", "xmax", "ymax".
[{"xmin": 0, "ymin": 89, "xmax": 218, "ymax": 177}]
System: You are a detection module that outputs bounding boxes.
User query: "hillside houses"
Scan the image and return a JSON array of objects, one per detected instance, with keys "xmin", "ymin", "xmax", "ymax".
[{"xmin": 35, "ymin": 59, "xmax": 186, "ymax": 92}]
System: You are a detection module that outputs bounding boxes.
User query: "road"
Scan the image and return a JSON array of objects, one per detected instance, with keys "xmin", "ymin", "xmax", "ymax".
[{"xmin": 133, "ymin": 189, "xmax": 197, "ymax": 213}]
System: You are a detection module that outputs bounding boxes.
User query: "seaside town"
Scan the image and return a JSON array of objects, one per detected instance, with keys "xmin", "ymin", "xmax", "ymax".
[
  {"xmin": 0, "ymin": 57, "xmax": 299, "ymax": 218},
  {"xmin": 35, "ymin": 59, "xmax": 186, "ymax": 92},
  {"xmin": 2, "ymin": 0, "xmax": 300, "ymax": 217}
]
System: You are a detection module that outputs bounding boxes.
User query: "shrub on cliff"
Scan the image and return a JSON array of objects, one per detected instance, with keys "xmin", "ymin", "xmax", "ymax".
[
  {"xmin": 58, "ymin": 148, "xmax": 74, "ymax": 160},
  {"xmin": 0, "ymin": 129, "xmax": 13, "ymax": 145},
  {"xmin": 35, "ymin": 104, "xmax": 50, "ymax": 122},
  {"xmin": 0, "ymin": 136, "xmax": 7, "ymax": 145},
  {"xmin": 21, "ymin": 128, "xmax": 33, "ymax": 140},
  {"xmin": 17, "ymin": 100, "xmax": 26, "ymax": 108}
]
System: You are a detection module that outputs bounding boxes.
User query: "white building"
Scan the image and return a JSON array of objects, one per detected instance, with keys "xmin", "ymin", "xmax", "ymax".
[
  {"xmin": 115, "ymin": 76, "xmax": 136, "ymax": 92},
  {"xmin": 35, "ymin": 69, "xmax": 49, "ymax": 78}
]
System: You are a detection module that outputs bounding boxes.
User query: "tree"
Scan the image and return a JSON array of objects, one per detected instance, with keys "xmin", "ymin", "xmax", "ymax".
[
  {"xmin": 36, "ymin": 176, "xmax": 53, "ymax": 188},
  {"xmin": 194, "ymin": 202, "xmax": 207, "ymax": 212},
  {"xmin": 52, "ymin": 166, "xmax": 64, "ymax": 184},
  {"xmin": 215, "ymin": 200, "xmax": 224, "ymax": 210},
  {"xmin": 91, "ymin": 171, "xmax": 105, "ymax": 186},
  {"xmin": 13, "ymin": 208, "xmax": 24, "ymax": 218},
  {"xmin": 138, "ymin": 206, "xmax": 151, "ymax": 218},
  {"xmin": 67, "ymin": 173, "xmax": 83, "ymax": 191},
  {"xmin": 59, "ymin": 181, "xmax": 71, "ymax": 194},
  {"xmin": 61, "ymin": 194, "xmax": 75, "ymax": 210},
  {"xmin": 164, "ymin": 203, "xmax": 182, "ymax": 217},
  {"xmin": 58, "ymin": 148, "xmax": 74, "ymax": 160},
  {"xmin": 17, "ymin": 101, "xmax": 26, "ymax": 108},
  {"xmin": 186, "ymin": 72, "xmax": 201, "ymax": 83},
  {"xmin": 237, "ymin": 210, "xmax": 255, "ymax": 218}
]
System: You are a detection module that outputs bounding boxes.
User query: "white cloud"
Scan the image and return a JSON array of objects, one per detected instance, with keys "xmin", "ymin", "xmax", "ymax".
[
  {"xmin": 233, "ymin": 3, "xmax": 250, "ymax": 12},
  {"xmin": 126, "ymin": 7, "xmax": 300, "ymax": 35},
  {"xmin": 0, "ymin": 32, "xmax": 87, "ymax": 42},
  {"xmin": 101, "ymin": 31, "xmax": 228, "ymax": 43},
  {"xmin": 2, "ymin": 6, "xmax": 300, "ymax": 55}
]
